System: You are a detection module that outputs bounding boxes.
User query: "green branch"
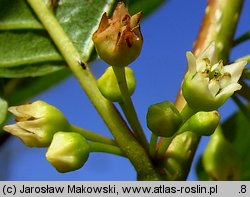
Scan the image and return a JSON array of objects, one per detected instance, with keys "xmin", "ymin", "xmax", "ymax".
[{"xmin": 233, "ymin": 31, "xmax": 250, "ymax": 47}]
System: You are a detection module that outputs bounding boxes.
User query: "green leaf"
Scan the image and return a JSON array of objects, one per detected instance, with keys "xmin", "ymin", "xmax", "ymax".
[
  {"xmin": 0, "ymin": 31, "xmax": 62, "ymax": 68},
  {"xmin": 127, "ymin": 0, "xmax": 166, "ymax": 16},
  {"xmin": 0, "ymin": 0, "xmax": 116, "ymax": 77},
  {"xmin": 0, "ymin": 96, "xmax": 8, "ymax": 126},
  {"xmin": 196, "ymin": 107, "xmax": 250, "ymax": 180},
  {"xmin": 0, "ymin": 0, "xmax": 42, "ymax": 30},
  {"xmin": 243, "ymin": 69, "xmax": 250, "ymax": 80},
  {"xmin": 54, "ymin": 0, "xmax": 117, "ymax": 61},
  {"xmin": 0, "ymin": 62, "xmax": 65, "ymax": 78},
  {"xmin": 8, "ymin": 69, "xmax": 70, "ymax": 105},
  {"xmin": 195, "ymin": 156, "xmax": 209, "ymax": 181},
  {"xmin": 221, "ymin": 107, "xmax": 250, "ymax": 180}
]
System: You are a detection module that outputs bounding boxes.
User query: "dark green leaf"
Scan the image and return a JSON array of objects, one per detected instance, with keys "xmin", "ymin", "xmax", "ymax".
[
  {"xmin": 195, "ymin": 155, "xmax": 209, "ymax": 181},
  {"xmin": 0, "ymin": 62, "xmax": 66, "ymax": 78},
  {"xmin": 55, "ymin": 0, "xmax": 117, "ymax": 61},
  {"xmin": 8, "ymin": 68, "xmax": 70, "ymax": 105},
  {"xmin": 0, "ymin": 31, "xmax": 62, "ymax": 68},
  {"xmin": 243, "ymin": 69, "xmax": 250, "ymax": 80},
  {"xmin": 222, "ymin": 106, "xmax": 250, "ymax": 180},
  {"xmin": 127, "ymin": 0, "xmax": 166, "ymax": 16},
  {"xmin": 0, "ymin": 0, "xmax": 42, "ymax": 30},
  {"xmin": 0, "ymin": 0, "xmax": 116, "ymax": 77},
  {"xmin": 0, "ymin": 96, "xmax": 8, "ymax": 126}
]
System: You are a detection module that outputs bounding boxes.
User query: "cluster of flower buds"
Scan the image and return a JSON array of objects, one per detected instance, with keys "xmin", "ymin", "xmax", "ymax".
[
  {"xmin": 146, "ymin": 100, "xmax": 220, "ymax": 138},
  {"xmin": 4, "ymin": 101, "xmax": 90, "ymax": 173}
]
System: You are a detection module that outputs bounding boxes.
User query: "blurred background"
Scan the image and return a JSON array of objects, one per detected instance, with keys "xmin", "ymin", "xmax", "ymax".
[{"xmin": 0, "ymin": 0, "xmax": 249, "ymax": 180}]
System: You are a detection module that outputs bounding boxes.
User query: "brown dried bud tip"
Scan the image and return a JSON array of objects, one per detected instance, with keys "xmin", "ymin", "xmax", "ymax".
[{"xmin": 92, "ymin": 2, "xmax": 143, "ymax": 67}]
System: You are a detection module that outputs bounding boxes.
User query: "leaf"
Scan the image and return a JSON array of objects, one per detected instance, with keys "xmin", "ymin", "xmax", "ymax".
[
  {"xmin": 0, "ymin": 31, "xmax": 62, "ymax": 68},
  {"xmin": 7, "ymin": 69, "xmax": 70, "ymax": 105},
  {"xmin": 197, "ymin": 106, "xmax": 250, "ymax": 180},
  {"xmin": 54, "ymin": 0, "xmax": 117, "ymax": 61},
  {"xmin": 0, "ymin": 0, "xmax": 42, "ymax": 30},
  {"xmin": 221, "ymin": 107, "xmax": 250, "ymax": 180},
  {"xmin": 243, "ymin": 69, "xmax": 250, "ymax": 80},
  {"xmin": 0, "ymin": 0, "xmax": 116, "ymax": 77},
  {"xmin": 0, "ymin": 96, "xmax": 8, "ymax": 126},
  {"xmin": 195, "ymin": 156, "xmax": 209, "ymax": 181},
  {"xmin": 127, "ymin": 0, "xmax": 166, "ymax": 16},
  {"xmin": 0, "ymin": 62, "xmax": 66, "ymax": 78}
]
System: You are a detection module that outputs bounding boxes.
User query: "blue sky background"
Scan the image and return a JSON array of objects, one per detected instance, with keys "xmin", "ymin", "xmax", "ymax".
[{"xmin": 0, "ymin": 0, "xmax": 249, "ymax": 180}]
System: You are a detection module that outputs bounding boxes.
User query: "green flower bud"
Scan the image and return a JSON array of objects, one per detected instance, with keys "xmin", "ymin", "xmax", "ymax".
[
  {"xmin": 97, "ymin": 66, "xmax": 136, "ymax": 102},
  {"xmin": 46, "ymin": 132, "xmax": 90, "ymax": 173},
  {"xmin": 181, "ymin": 111, "xmax": 220, "ymax": 136},
  {"xmin": 202, "ymin": 127, "xmax": 241, "ymax": 180},
  {"xmin": 92, "ymin": 2, "xmax": 143, "ymax": 67},
  {"xmin": 146, "ymin": 101, "xmax": 182, "ymax": 137},
  {"xmin": 3, "ymin": 100, "xmax": 70, "ymax": 147},
  {"xmin": 182, "ymin": 42, "xmax": 246, "ymax": 111}
]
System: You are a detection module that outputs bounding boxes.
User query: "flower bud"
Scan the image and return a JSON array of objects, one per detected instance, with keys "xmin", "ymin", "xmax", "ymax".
[
  {"xmin": 146, "ymin": 101, "xmax": 182, "ymax": 137},
  {"xmin": 180, "ymin": 111, "xmax": 220, "ymax": 136},
  {"xmin": 46, "ymin": 132, "xmax": 90, "ymax": 173},
  {"xmin": 92, "ymin": 2, "xmax": 143, "ymax": 67},
  {"xmin": 3, "ymin": 100, "xmax": 70, "ymax": 147},
  {"xmin": 97, "ymin": 66, "xmax": 136, "ymax": 102},
  {"xmin": 202, "ymin": 127, "xmax": 240, "ymax": 180}
]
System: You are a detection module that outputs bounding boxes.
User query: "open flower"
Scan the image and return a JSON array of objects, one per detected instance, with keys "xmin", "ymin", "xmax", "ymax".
[
  {"xmin": 92, "ymin": 2, "xmax": 143, "ymax": 67},
  {"xmin": 182, "ymin": 42, "xmax": 247, "ymax": 111},
  {"xmin": 3, "ymin": 100, "xmax": 70, "ymax": 147}
]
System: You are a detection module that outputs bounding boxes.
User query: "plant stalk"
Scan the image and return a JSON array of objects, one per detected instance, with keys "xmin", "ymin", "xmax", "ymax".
[
  {"xmin": 69, "ymin": 125, "xmax": 116, "ymax": 146},
  {"xmin": 112, "ymin": 66, "xmax": 149, "ymax": 149},
  {"xmin": 89, "ymin": 142, "xmax": 125, "ymax": 157}
]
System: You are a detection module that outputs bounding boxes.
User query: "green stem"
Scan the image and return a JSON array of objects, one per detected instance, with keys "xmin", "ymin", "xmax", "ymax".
[
  {"xmin": 233, "ymin": 31, "xmax": 250, "ymax": 47},
  {"xmin": 237, "ymin": 81, "xmax": 250, "ymax": 101},
  {"xmin": 156, "ymin": 137, "xmax": 171, "ymax": 159},
  {"xmin": 112, "ymin": 66, "xmax": 149, "ymax": 149},
  {"xmin": 243, "ymin": 68, "xmax": 250, "ymax": 79},
  {"xmin": 236, "ymin": 54, "xmax": 250, "ymax": 63},
  {"xmin": 69, "ymin": 125, "xmax": 116, "ymax": 146},
  {"xmin": 149, "ymin": 133, "xmax": 158, "ymax": 157},
  {"xmin": 89, "ymin": 142, "xmax": 125, "ymax": 157},
  {"xmin": 27, "ymin": 0, "xmax": 161, "ymax": 180},
  {"xmin": 180, "ymin": 104, "xmax": 196, "ymax": 122},
  {"xmin": 231, "ymin": 94, "xmax": 250, "ymax": 120}
]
